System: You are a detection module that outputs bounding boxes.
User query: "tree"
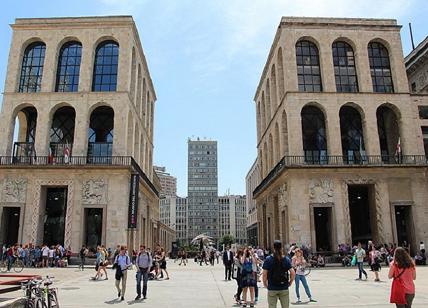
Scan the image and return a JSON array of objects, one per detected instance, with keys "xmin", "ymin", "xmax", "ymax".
[{"xmin": 219, "ymin": 234, "xmax": 235, "ymax": 247}]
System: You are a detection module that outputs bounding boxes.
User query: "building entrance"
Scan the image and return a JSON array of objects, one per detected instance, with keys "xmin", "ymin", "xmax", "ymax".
[
  {"xmin": 43, "ymin": 188, "xmax": 68, "ymax": 246},
  {"xmin": 84, "ymin": 208, "xmax": 103, "ymax": 251},
  {"xmin": 313, "ymin": 207, "xmax": 332, "ymax": 252},
  {"xmin": 394, "ymin": 205, "xmax": 413, "ymax": 250},
  {"xmin": 1, "ymin": 207, "xmax": 20, "ymax": 246},
  {"xmin": 348, "ymin": 185, "xmax": 376, "ymax": 245}
]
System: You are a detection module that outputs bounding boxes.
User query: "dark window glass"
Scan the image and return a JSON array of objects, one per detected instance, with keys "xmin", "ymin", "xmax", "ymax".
[
  {"xmin": 55, "ymin": 41, "xmax": 82, "ymax": 92},
  {"xmin": 332, "ymin": 41, "xmax": 359, "ymax": 92},
  {"xmin": 301, "ymin": 105, "xmax": 327, "ymax": 163},
  {"xmin": 418, "ymin": 106, "xmax": 428, "ymax": 119},
  {"xmin": 92, "ymin": 41, "xmax": 119, "ymax": 92},
  {"xmin": 368, "ymin": 42, "xmax": 394, "ymax": 93},
  {"xmin": 296, "ymin": 41, "xmax": 322, "ymax": 92},
  {"xmin": 18, "ymin": 42, "xmax": 46, "ymax": 92}
]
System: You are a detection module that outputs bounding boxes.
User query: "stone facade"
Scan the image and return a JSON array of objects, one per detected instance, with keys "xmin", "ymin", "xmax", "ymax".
[
  {"xmin": 0, "ymin": 16, "xmax": 163, "ymax": 252},
  {"xmin": 252, "ymin": 17, "xmax": 428, "ymax": 254},
  {"xmin": 245, "ymin": 158, "xmax": 260, "ymax": 246},
  {"xmin": 218, "ymin": 195, "xmax": 247, "ymax": 245}
]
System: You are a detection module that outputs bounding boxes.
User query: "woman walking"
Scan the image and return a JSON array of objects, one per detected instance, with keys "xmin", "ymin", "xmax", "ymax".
[
  {"xmin": 159, "ymin": 247, "xmax": 170, "ymax": 280},
  {"xmin": 233, "ymin": 249, "xmax": 244, "ymax": 305},
  {"xmin": 388, "ymin": 247, "xmax": 416, "ymax": 308},
  {"xmin": 240, "ymin": 247, "xmax": 257, "ymax": 307},
  {"xmin": 369, "ymin": 245, "xmax": 382, "ymax": 282},
  {"xmin": 292, "ymin": 248, "xmax": 316, "ymax": 303}
]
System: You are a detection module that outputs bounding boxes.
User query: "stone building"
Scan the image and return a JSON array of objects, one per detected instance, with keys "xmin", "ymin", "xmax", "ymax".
[
  {"xmin": 159, "ymin": 196, "xmax": 187, "ymax": 245},
  {"xmin": 218, "ymin": 195, "xmax": 247, "ymax": 245},
  {"xmin": 245, "ymin": 158, "xmax": 260, "ymax": 247},
  {"xmin": 0, "ymin": 16, "xmax": 163, "ymax": 252},
  {"xmin": 252, "ymin": 17, "xmax": 428, "ymax": 254},
  {"xmin": 154, "ymin": 165, "xmax": 177, "ymax": 197}
]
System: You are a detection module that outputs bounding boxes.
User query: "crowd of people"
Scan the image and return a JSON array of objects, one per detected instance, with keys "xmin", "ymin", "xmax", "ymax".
[{"xmin": 1, "ymin": 243, "xmax": 72, "ymax": 270}]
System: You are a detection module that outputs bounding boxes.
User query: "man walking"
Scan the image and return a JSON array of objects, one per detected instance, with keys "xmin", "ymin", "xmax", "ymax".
[
  {"xmin": 223, "ymin": 246, "xmax": 233, "ymax": 281},
  {"xmin": 79, "ymin": 245, "xmax": 88, "ymax": 271},
  {"xmin": 355, "ymin": 242, "xmax": 368, "ymax": 280},
  {"xmin": 135, "ymin": 245, "xmax": 152, "ymax": 300},
  {"xmin": 113, "ymin": 246, "xmax": 131, "ymax": 301}
]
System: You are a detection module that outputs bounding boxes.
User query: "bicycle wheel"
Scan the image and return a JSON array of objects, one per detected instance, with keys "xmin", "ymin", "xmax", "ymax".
[
  {"xmin": 14, "ymin": 259, "xmax": 24, "ymax": 273},
  {"xmin": 48, "ymin": 291, "xmax": 60, "ymax": 308},
  {"xmin": 35, "ymin": 297, "xmax": 47, "ymax": 308},
  {"xmin": 0, "ymin": 260, "xmax": 8, "ymax": 273}
]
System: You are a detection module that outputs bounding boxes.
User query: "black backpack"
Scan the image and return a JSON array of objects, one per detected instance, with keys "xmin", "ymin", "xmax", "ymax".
[{"xmin": 270, "ymin": 257, "xmax": 289, "ymax": 287}]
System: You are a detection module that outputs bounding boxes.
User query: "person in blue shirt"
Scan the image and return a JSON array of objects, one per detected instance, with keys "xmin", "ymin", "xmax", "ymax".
[{"xmin": 262, "ymin": 240, "xmax": 295, "ymax": 308}]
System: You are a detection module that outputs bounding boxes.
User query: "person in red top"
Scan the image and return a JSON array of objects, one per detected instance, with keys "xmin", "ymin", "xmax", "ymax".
[{"xmin": 388, "ymin": 247, "xmax": 416, "ymax": 308}]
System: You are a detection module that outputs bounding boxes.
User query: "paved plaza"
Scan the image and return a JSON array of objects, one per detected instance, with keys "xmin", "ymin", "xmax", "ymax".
[{"xmin": 1, "ymin": 260, "xmax": 428, "ymax": 307}]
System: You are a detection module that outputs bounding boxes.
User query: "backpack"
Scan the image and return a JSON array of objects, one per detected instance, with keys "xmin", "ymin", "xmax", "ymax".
[
  {"xmin": 270, "ymin": 257, "xmax": 289, "ymax": 287},
  {"xmin": 242, "ymin": 258, "xmax": 253, "ymax": 274}
]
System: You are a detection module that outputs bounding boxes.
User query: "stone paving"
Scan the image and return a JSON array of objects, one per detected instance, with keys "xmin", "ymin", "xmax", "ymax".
[{"xmin": 1, "ymin": 260, "xmax": 428, "ymax": 307}]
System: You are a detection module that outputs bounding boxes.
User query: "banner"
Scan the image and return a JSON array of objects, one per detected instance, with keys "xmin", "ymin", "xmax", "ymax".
[{"xmin": 128, "ymin": 174, "xmax": 139, "ymax": 228}]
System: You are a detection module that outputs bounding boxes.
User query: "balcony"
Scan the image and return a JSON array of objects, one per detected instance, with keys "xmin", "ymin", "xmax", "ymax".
[
  {"xmin": 0, "ymin": 155, "xmax": 158, "ymax": 197},
  {"xmin": 253, "ymin": 154, "xmax": 428, "ymax": 198},
  {"xmin": 12, "ymin": 142, "xmax": 35, "ymax": 164}
]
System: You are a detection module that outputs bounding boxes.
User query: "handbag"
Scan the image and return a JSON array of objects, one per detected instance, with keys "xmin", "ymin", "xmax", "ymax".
[
  {"xmin": 351, "ymin": 255, "xmax": 357, "ymax": 266},
  {"xmin": 390, "ymin": 267, "xmax": 406, "ymax": 304}
]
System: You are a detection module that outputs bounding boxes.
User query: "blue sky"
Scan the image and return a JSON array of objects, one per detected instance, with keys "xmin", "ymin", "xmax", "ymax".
[{"xmin": 0, "ymin": 0, "xmax": 427, "ymax": 196}]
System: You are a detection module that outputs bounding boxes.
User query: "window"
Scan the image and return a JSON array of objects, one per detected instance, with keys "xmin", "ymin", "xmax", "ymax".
[
  {"xmin": 368, "ymin": 42, "xmax": 394, "ymax": 93},
  {"xmin": 301, "ymin": 105, "xmax": 327, "ymax": 163},
  {"xmin": 92, "ymin": 41, "xmax": 119, "ymax": 91},
  {"xmin": 296, "ymin": 40, "xmax": 322, "ymax": 92},
  {"xmin": 418, "ymin": 106, "xmax": 428, "ymax": 119},
  {"xmin": 19, "ymin": 42, "xmax": 46, "ymax": 92},
  {"xmin": 332, "ymin": 41, "xmax": 358, "ymax": 92},
  {"xmin": 55, "ymin": 41, "xmax": 82, "ymax": 92},
  {"xmin": 423, "ymin": 127, "xmax": 428, "ymax": 157}
]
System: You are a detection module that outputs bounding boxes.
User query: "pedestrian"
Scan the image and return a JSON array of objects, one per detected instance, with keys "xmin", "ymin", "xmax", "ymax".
[
  {"xmin": 262, "ymin": 240, "xmax": 295, "ymax": 308},
  {"xmin": 216, "ymin": 250, "xmax": 220, "ymax": 264},
  {"xmin": 388, "ymin": 247, "xmax": 416, "ymax": 308},
  {"xmin": 233, "ymin": 249, "xmax": 244, "ymax": 305},
  {"xmin": 180, "ymin": 250, "xmax": 187, "ymax": 266},
  {"xmin": 135, "ymin": 245, "xmax": 152, "ymax": 300},
  {"xmin": 223, "ymin": 246, "xmax": 233, "ymax": 280},
  {"xmin": 48, "ymin": 246, "xmax": 55, "ymax": 267},
  {"xmin": 240, "ymin": 247, "xmax": 257, "ymax": 307},
  {"xmin": 159, "ymin": 247, "xmax": 170, "ymax": 279},
  {"xmin": 292, "ymin": 248, "xmax": 316, "ymax": 303},
  {"xmin": 79, "ymin": 245, "xmax": 88, "ymax": 271},
  {"xmin": 113, "ymin": 245, "xmax": 132, "ymax": 301},
  {"xmin": 370, "ymin": 245, "xmax": 382, "ymax": 282},
  {"xmin": 94, "ymin": 246, "xmax": 108, "ymax": 280},
  {"xmin": 355, "ymin": 242, "xmax": 368, "ymax": 280},
  {"xmin": 210, "ymin": 250, "xmax": 215, "ymax": 266}
]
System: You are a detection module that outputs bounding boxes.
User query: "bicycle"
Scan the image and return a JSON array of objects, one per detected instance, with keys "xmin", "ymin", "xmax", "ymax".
[
  {"xmin": 21, "ymin": 276, "xmax": 60, "ymax": 308},
  {"xmin": 0, "ymin": 258, "xmax": 24, "ymax": 273}
]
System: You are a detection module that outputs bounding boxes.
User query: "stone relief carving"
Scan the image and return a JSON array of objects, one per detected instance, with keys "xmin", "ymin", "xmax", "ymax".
[
  {"xmin": 278, "ymin": 183, "xmax": 288, "ymax": 208},
  {"xmin": 2, "ymin": 178, "xmax": 27, "ymax": 203},
  {"xmin": 309, "ymin": 179, "xmax": 334, "ymax": 204},
  {"xmin": 82, "ymin": 179, "xmax": 107, "ymax": 205}
]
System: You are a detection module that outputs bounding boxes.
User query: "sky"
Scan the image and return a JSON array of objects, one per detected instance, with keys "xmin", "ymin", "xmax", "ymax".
[{"xmin": 0, "ymin": 0, "xmax": 427, "ymax": 197}]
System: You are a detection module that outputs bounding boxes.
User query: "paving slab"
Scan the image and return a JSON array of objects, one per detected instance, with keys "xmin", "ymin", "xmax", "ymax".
[{"xmin": 0, "ymin": 261, "xmax": 427, "ymax": 307}]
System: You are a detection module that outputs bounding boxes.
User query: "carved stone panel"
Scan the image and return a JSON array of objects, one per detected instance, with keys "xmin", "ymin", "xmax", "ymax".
[
  {"xmin": 1, "ymin": 178, "xmax": 27, "ymax": 203},
  {"xmin": 82, "ymin": 179, "xmax": 107, "ymax": 205},
  {"xmin": 278, "ymin": 183, "xmax": 288, "ymax": 208},
  {"xmin": 309, "ymin": 179, "xmax": 334, "ymax": 204}
]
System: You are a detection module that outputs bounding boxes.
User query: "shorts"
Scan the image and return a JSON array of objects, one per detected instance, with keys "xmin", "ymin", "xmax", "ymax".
[
  {"xmin": 370, "ymin": 263, "xmax": 381, "ymax": 272},
  {"xmin": 160, "ymin": 261, "xmax": 167, "ymax": 269}
]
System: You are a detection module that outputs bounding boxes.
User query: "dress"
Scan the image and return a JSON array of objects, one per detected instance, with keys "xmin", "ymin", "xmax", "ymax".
[{"xmin": 240, "ymin": 257, "xmax": 257, "ymax": 288}]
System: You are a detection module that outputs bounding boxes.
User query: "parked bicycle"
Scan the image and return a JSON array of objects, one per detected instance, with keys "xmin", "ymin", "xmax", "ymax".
[
  {"xmin": 0, "ymin": 258, "xmax": 24, "ymax": 273},
  {"xmin": 21, "ymin": 276, "xmax": 60, "ymax": 308}
]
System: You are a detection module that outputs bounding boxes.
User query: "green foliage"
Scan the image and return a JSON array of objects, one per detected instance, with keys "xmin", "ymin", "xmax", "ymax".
[{"xmin": 219, "ymin": 234, "xmax": 235, "ymax": 247}]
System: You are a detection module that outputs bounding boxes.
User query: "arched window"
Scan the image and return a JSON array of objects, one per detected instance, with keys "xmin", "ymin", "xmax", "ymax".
[
  {"xmin": 333, "ymin": 41, "xmax": 358, "ymax": 92},
  {"xmin": 87, "ymin": 106, "xmax": 114, "ymax": 160},
  {"xmin": 377, "ymin": 105, "xmax": 400, "ymax": 162},
  {"xmin": 19, "ymin": 42, "xmax": 46, "ymax": 92},
  {"xmin": 301, "ymin": 105, "xmax": 327, "ymax": 163},
  {"xmin": 340, "ymin": 106, "xmax": 365, "ymax": 164},
  {"xmin": 92, "ymin": 41, "xmax": 119, "ymax": 92},
  {"xmin": 55, "ymin": 41, "xmax": 82, "ymax": 92},
  {"xmin": 296, "ymin": 40, "xmax": 322, "ymax": 92},
  {"xmin": 12, "ymin": 106, "xmax": 38, "ymax": 159},
  {"xmin": 50, "ymin": 106, "xmax": 76, "ymax": 158},
  {"xmin": 368, "ymin": 42, "xmax": 394, "ymax": 93}
]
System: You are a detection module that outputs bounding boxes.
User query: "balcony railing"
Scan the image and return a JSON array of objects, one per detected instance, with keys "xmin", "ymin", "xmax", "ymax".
[
  {"xmin": 13, "ymin": 142, "xmax": 35, "ymax": 164},
  {"xmin": 253, "ymin": 154, "xmax": 428, "ymax": 198},
  {"xmin": 0, "ymin": 155, "xmax": 158, "ymax": 197}
]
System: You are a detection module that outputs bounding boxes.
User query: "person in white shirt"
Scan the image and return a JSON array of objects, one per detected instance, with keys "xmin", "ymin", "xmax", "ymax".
[
  {"xmin": 114, "ymin": 246, "xmax": 131, "ymax": 301},
  {"xmin": 48, "ymin": 246, "xmax": 55, "ymax": 267},
  {"xmin": 41, "ymin": 245, "xmax": 49, "ymax": 267},
  {"xmin": 354, "ymin": 242, "xmax": 368, "ymax": 280}
]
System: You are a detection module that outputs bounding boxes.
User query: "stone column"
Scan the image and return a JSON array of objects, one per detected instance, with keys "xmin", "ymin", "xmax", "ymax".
[
  {"xmin": 355, "ymin": 40, "xmax": 372, "ymax": 92},
  {"xmin": 325, "ymin": 108, "xmax": 342, "ymax": 156},
  {"xmin": 41, "ymin": 43, "xmax": 56, "ymax": 93},
  {"xmin": 319, "ymin": 41, "xmax": 336, "ymax": 92},
  {"xmin": 78, "ymin": 37, "xmax": 93, "ymax": 92},
  {"xmin": 72, "ymin": 106, "xmax": 89, "ymax": 156},
  {"xmin": 34, "ymin": 111, "xmax": 50, "ymax": 156},
  {"xmin": 287, "ymin": 104, "xmax": 303, "ymax": 156},
  {"xmin": 363, "ymin": 106, "xmax": 381, "ymax": 156}
]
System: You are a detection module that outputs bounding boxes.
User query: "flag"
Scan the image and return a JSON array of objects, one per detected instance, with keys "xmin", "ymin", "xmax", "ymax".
[
  {"xmin": 395, "ymin": 137, "xmax": 401, "ymax": 156},
  {"xmin": 64, "ymin": 143, "xmax": 70, "ymax": 164},
  {"xmin": 48, "ymin": 146, "xmax": 53, "ymax": 164}
]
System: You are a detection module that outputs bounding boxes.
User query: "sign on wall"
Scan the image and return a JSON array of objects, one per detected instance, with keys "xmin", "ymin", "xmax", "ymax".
[{"xmin": 128, "ymin": 174, "xmax": 139, "ymax": 228}]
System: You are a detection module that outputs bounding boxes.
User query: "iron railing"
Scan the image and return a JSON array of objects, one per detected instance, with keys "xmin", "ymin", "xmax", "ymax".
[
  {"xmin": 253, "ymin": 154, "xmax": 428, "ymax": 197},
  {"xmin": 0, "ymin": 155, "xmax": 159, "ymax": 197}
]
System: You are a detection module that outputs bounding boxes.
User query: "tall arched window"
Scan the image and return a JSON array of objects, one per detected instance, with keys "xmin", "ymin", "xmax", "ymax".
[
  {"xmin": 340, "ymin": 106, "xmax": 365, "ymax": 164},
  {"xmin": 296, "ymin": 40, "xmax": 322, "ymax": 92},
  {"xmin": 19, "ymin": 42, "xmax": 46, "ymax": 92},
  {"xmin": 50, "ymin": 106, "xmax": 76, "ymax": 158},
  {"xmin": 333, "ymin": 41, "xmax": 358, "ymax": 92},
  {"xmin": 55, "ymin": 41, "xmax": 82, "ymax": 92},
  {"xmin": 368, "ymin": 42, "xmax": 394, "ymax": 93},
  {"xmin": 87, "ymin": 106, "xmax": 114, "ymax": 160},
  {"xmin": 301, "ymin": 105, "xmax": 327, "ymax": 163},
  {"xmin": 377, "ymin": 105, "xmax": 400, "ymax": 162},
  {"xmin": 92, "ymin": 41, "xmax": 119, "ymax": 92}
]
